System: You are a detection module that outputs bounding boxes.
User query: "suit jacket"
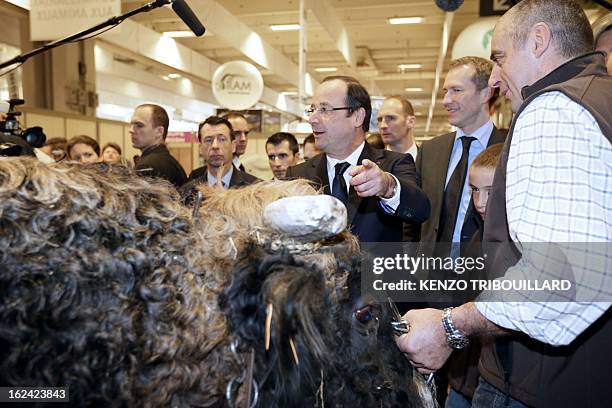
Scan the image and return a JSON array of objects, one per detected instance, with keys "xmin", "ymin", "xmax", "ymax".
[
  {"xmin": 416, "ymin": 127, "xmax": 506, "ymax": 244},
  {"xmin": 135, "ymin": 144, "xmax": 187, "ymax": 188},
  {"xmin": 178, "ymin": 165, "xmax": 260, "ymax": 205},
  {"xmin": 286, "ymin": 143, "xmax": 430, "ymax": 242}
]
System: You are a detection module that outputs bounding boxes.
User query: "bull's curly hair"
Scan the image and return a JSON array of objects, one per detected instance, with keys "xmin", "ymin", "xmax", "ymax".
[
  {"xmin": 0, "ymin": 158, "xmax": 237, "ymax": 406},
  {"xmin": 221, "ymin": 246, "xmax": 433, "ymax": 407},
  {"xmin": 0, "ymin": 158, "xmax": 432, "ymax": 407}
]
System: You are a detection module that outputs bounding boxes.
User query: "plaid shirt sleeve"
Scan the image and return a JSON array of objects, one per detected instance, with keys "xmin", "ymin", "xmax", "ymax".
[{"xmin": 476, "ymin": 92, "xmax": 612, "ymax": 346}]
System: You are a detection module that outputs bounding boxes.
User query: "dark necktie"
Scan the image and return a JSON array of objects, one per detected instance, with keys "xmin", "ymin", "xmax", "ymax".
[
  {"xmin": 437, "ymin": 136, "xmax": 476, "ymax": 243},
  {"xmin": 239, "ymin": 164, "xmax": 245, "ymax": 172},
  {"xmin": 331, "ymin": 162, "xmax": 351, "ymax": 204}
]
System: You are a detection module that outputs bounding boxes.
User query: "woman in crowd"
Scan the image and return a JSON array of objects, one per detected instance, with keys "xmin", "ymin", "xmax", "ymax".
[
  {"xmin": 101, "ymin": 142, "xmax": 127, "ymax": 165},
  {"xmin": 66, "ymin": 135, "xmax": 101, "ymax": 164}
]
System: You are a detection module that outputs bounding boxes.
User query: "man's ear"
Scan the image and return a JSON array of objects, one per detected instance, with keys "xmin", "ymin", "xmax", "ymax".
[
  {"xmin": 154, "ymin": 126, "xmax": 165, "ymax": 143},
  {"xmin": 353, "ymin": 106, "xmax": 366, "ymax": 130},
  {"xmin": 479, "ymin": 86, "xmax": 493, "ymax": 106},
  {"xmin": 406, "ymin": 115, "xmax": 416, "ymax": 129},
  {"xmin": 530, "ymin": 22, "xmax": 553, "ymax": 58}
]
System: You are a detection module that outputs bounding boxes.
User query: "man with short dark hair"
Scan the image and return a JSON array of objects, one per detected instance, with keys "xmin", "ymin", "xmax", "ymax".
[
  {"xmin": 377, "ymin": 96, "xmax": 417, "ymax": 159},
  {"xmin": 130, "ymin": 103, "xmax": 187, "ymax": 188},
  {"xmin": 180, "ymin": 116, "xmax": 258, "ymax": 204},
  {"xmin": 397, "ymin": 1, "xmax": 611, "ymax": 407},
  {"xmin": 223, "ymin": 112, "xmax": 250, "ymax": 172},
  {"xmin": 265, "ymin": 132, "xmax": 300, "ymax": 180},
  {"xmin": 286, "ymin": 75, "xmax": 430, "ymax": 243}
]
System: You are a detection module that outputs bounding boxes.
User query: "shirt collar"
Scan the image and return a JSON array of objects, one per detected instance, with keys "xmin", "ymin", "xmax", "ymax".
[
  {"xmin": 232, "ymin": 155, "xmax": 241, "ymax": 168},
  {"xmin": 455, "ymin": 121, "xmax": 493, "ymax": 147},
  {"xmin": 326, "ymin": 141, "xmax": 366, "ymax": 170}
]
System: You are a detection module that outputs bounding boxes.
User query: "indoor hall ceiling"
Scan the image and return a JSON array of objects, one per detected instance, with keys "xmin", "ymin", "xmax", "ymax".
[{"xmin": 121, "ymin": 0, "xmax": 505, "ymax": 136}]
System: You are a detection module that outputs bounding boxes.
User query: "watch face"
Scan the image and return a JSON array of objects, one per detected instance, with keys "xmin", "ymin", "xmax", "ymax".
[{"xmin": 448, "ymin": 333, "xmax": 470, "ymax": 349}]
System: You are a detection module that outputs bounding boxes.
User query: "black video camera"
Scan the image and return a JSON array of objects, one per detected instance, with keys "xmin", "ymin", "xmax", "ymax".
[{"xmin": 0, "ymin": 99, "xmax": 46, "ymax": 157}]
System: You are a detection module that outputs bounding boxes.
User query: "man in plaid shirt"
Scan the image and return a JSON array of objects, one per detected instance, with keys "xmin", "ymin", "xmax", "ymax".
[{"xmin": 396, "ymin": 1, "xmax": 611, "ymax": 407}]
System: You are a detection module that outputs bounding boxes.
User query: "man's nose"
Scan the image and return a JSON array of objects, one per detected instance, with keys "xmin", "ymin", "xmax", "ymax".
[
  {"xmin": 489, "ymin": 65, "xmax": 502, "ymax": 89},
  {"xmin": 442, "ymin": 91, "xmax": 452, "ymax": 106}
]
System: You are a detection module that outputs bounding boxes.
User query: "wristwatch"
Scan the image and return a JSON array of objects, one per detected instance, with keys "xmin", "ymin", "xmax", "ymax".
[{"xmin": 442, "ymin": 307, "xmax": 470, "ymax": 349}]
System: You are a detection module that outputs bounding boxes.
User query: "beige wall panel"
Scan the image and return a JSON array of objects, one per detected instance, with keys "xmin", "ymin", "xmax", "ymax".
[
  {"xmin": 66, "ymin": 119, "xmax": 97, "ymax": 140},
  {"xmin": 24, "ymin": 113, "xmax": 65, "ymax": 139},
  {"xmin": 98, "ymin": 122, "xmax": 125, "ymax": 151},
  {"xmin": 242, "ymin": 138, "xmax": 272, "ymax": 180},
  {"xmin": 167, "ymin": 143, "xmax": 194, "ymax": 175},
  {"xmin": 123, "ymin": 126, "xmax": 140, "ymax": 164}
]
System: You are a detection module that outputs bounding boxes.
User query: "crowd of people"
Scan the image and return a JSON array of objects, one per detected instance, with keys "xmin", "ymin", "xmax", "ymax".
[{"xmin": 1, "ymin": 0, "xmax": 610, "ymax": 406}]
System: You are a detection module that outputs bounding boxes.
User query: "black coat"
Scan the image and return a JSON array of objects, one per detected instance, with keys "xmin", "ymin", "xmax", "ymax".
[{"xmin": 135, "ymin": 144, "xmax": 187, "ymax": 188}]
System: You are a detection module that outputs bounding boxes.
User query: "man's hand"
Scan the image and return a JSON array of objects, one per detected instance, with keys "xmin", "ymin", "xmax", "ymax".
[
  {"xmin": 395, "ymin": 308, "xmax": 453, "ymax": 374},
  {"xmin": 348, "ymin": 159, "xmax": 396, "ymax": 198}
]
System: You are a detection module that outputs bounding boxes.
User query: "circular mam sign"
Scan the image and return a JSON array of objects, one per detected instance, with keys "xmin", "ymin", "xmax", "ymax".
[
  {"xmin": 451, "ymin": 17, "xmax": 499, "ymax": 60},
  {"xmin": 212, "ymin": 61, "xmax": 264, "ymax": 110}
]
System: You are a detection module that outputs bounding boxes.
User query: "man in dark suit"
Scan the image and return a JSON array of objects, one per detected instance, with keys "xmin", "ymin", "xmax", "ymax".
[
  {"xmin": 417, "ymin": 56, "xmax": 506, "ymax": 255},
  {"xmin": 130, "ymin": 104, "xmax": 187, "ymax": 188},
  {"xmin": 286, "ymin": 76, "xmax": 430, "ymax": 243},
  {"xmin": 180, "ymin": 116, "xmax": 259, "ymax": 204}
]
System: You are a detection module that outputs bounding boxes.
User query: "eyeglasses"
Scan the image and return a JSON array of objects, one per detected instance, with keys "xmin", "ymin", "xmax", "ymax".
[{"xmin": 304, "ymin": 105, "xmax": 353, "ymax": 117}]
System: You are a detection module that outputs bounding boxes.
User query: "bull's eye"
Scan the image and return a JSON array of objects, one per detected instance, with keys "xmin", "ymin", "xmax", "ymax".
[{"xmin": 354, "ymin": 305, "xmax": 373, "ymax": 323}]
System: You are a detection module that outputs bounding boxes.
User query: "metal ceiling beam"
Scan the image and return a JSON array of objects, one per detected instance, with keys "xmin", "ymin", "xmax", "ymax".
[
  {"xmin": 425, "ymin": 12, "xmax": 453, "ymax": 134},
  {"xmin": 304, "ymin": 0, "xmax": 357, "ymax": 68}
]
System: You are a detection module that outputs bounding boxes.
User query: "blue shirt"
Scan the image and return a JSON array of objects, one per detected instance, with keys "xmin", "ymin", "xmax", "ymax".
[{"xmin": 445, "ymin": 121, "xmax": 493, "ymax": 243}]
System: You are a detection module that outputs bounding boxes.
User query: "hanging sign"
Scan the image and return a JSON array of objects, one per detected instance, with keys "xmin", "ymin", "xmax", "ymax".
[
  {"xmin": 30, "ymin": 0, "xmax": 121, "ymax": 41},
  {"xmin": 212, "ymin": 61, "xmax": 264, "ymax": 110}
]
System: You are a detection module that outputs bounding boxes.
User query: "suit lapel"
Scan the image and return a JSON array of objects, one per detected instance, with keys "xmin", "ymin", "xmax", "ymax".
[
  {"xmin": 229, "ymin": 165, "xmax": 242, "ymax": 187},
  {"xmin": 487, "ymin": 126, "xmax": 506, "ymax": 147},
  {"xmin": 431, "ymin": 133, "xmax": 456, "ymax": 221},
  {"xmin": 314, "ymin": 155, "xmax": 331, "ymax": 194}
]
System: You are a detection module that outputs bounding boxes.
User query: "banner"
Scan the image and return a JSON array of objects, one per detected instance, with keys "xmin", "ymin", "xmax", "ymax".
[{"xmin": 30, "ymin": 0, "xmax": 121, "ymax": 41}]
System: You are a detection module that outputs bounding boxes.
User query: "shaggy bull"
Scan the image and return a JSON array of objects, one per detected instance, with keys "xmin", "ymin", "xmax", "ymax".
[{"xmin": 0, "ymin": 158, "xmax": 433, "ymax": 407}]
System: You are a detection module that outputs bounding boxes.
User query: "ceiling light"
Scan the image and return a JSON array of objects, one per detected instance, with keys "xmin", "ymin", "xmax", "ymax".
[
  {"xmin": 167, "ymin": 73, "xmax": 181, "ymax": 79},
  {"xmin": 163, "ymin": 31, "xmax": 195, "ymax": 38},
  {"xmin": 160, "ymin": 75, "xmax": 171, "ymax": 81},
  {"xmin": 398, "ymin": 63, "xmax": 422, "ymax": 70},
  {"xmin": 405, "ymin": 87, "xmax": 423, "ymax": 92},
  {"xmin": 388, "ymin": 17, "xmax": 424, "ymax": 25},
  {"xmin": 270, "ymin": 24, "xmax": 301, "ymax": 31},
  {"xmin": 315, "ymin": 67, "xmax": 338, "ymax": 72},
  {"xmin": 281, "ymin": 91, "xmax": 298, "ymax": 96}
]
